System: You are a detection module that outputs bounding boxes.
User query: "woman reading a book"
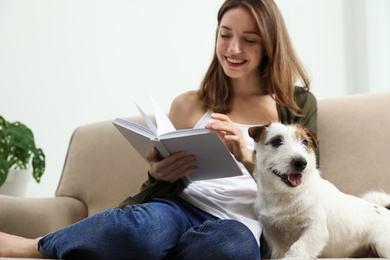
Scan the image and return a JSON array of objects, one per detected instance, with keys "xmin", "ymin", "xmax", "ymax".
[{"xmin": 0, "ymin": 0, "xmax": 317, "ymax": 259}]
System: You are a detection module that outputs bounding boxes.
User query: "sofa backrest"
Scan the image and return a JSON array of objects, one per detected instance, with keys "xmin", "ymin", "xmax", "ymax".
[
  {"xmin": 317, "ymin": 91, "xmax": 390, "ymax": 196},
  {"xmin": 56, "ymin": 91, "xmax": 390, "ymax": 216}
]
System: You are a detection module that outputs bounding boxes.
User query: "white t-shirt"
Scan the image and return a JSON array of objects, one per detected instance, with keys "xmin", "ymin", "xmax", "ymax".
[{"xmin": 179, "ymin": 111, "xmax": 262, "ymax": 245}]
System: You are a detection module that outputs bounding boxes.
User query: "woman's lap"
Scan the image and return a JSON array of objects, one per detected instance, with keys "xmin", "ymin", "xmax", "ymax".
[{"xmin": 38, "ymin": 196, "xmax": 260, "ymax": 260}]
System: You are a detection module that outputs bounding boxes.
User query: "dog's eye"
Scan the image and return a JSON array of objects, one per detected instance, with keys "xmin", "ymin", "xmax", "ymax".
[
  {"xmin": 302, "ymin": 139, "xmax": 309, "ymax": 147},
  {"xmin": 271, "ymin": 138, "xmax": 282, "ymax": 148}
]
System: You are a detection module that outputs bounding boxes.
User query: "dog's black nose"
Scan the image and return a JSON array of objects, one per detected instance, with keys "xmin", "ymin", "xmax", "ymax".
[{"xmin": 292, "ymin": 157, "xmax": 307, "ymax": 172}]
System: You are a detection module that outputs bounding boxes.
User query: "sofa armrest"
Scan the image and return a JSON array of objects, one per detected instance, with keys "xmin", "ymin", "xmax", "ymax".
[{"xmin": 0, "ymin": 195, "xmax": 87, "ymax": 239}]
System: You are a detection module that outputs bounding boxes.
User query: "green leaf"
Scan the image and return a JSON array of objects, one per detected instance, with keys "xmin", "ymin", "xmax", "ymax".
[
  {"xmin": 32, "ymin": 148, "xmax": 45, "ymax": 183},
  {"xmin": 4, "ymin": 123, "xmax": 35, "ymax": 149},
  {"xmin": 0, "ymin": 159, "xmax": 9, "ymax": 187},
  {"xmin": 0, "ymin": 116, "xmax": 6, "ymax": 128}
]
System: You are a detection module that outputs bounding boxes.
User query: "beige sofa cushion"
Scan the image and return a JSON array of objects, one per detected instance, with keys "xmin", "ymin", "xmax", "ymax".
[{"xmin": 318, "ymin": 91, "xmax": 390, "ymax": 197}]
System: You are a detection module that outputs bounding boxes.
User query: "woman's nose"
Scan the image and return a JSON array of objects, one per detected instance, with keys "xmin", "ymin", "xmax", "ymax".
[{"xmin": 228, "ymin": 37, "xmax": 242, "ymax": 54}]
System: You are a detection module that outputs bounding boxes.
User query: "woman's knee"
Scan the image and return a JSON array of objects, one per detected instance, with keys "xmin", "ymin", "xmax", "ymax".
[
  {"xmin": 209, "ymin": 219, "xmax": 260, "ymax": 259},
  {"xmin": 170, "ymin": 219, "xmax": 260, "ymax": 260}
]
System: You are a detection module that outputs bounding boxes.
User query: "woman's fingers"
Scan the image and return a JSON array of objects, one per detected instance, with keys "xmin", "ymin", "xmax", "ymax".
[
  {"xmin": 156, "ymin": 153, "xmax": 197, "ymax": 182},
  {"xmin": 167, "ymin": 156, "xmax": 198, "ymax": 182},
  {"xmin": 210, "ymin": 113, "xmax": 232, "ymax": 123},
  {"xmin": 204, "ymin": 113, "xmax": 253, "ymax": 166},
  {"xmin": 147, "ymin": 147, "xmax": 197, "ymax": 183},
  {"xmin": 205, "ymin": 113, "xmax": 239, "ymax": 134}
]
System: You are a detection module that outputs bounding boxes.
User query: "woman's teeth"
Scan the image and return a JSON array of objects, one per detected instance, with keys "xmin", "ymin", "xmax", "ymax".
[{"xmin": 227, "ymin": 57, "xmax": 245, "ymax": 64}]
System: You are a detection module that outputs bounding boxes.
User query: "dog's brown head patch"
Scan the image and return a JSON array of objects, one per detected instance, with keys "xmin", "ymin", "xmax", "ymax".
[
  {"xmin": 248, "ymin": 125, "xmax": 268, "ymax": 143},
  {"xmin": 294, "ymin": 124, "xmax": 318, "ymax": 150}
]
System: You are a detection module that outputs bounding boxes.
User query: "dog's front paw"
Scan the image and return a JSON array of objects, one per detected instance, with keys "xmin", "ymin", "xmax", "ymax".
[
  {"xmin": 283, "ymin": 241, "xmax": 322, "ymax": 259},
  {"xmin": 283, "ymin": 251, "xmax": 315, "ymax": 259},
  {"xmin": 282, "ymin": 255, "xmax": 313, "ymax": 260}
]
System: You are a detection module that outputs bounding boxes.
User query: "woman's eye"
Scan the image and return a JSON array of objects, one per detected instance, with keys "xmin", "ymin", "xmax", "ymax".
[
  {"xmin": 244, "ymin": 39, "xmax": 257, "ymax": 44},
  {"xmin": 221, "ymin": 34, "xmax": 231, "ymax": 38}
]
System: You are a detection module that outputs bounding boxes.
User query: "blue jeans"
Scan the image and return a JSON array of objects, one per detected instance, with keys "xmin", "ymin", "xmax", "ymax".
[{"xmin": 38, "ymin": 196, "xmax": 260, "ymax": 259}]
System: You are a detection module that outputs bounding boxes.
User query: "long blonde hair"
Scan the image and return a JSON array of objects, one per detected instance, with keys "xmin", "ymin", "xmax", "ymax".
[{"xmin": 198, "ymin": 0, "xmax": 310, "ymax": 116}]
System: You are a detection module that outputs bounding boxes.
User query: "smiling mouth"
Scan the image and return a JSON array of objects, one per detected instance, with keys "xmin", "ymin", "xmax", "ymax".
[
  {"xmin": 270, "ymin": 168, "xmax": 303, "ymax": 187},
  {"xmin": 226, "ymin": 57, "xmax": 247, "ymax": 66}
]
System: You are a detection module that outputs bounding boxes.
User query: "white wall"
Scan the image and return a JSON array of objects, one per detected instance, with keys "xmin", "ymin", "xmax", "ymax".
[
  {"xmin": 0, "ymin": 0, "xmax": 388, "ymax": 198},
  {"xmin": 0, "ymin": 0, "xmax": 225, "ymax": 197},
  {"xmin": 366, "ymin": 0, "xmax": 390, "ymax": 93}
]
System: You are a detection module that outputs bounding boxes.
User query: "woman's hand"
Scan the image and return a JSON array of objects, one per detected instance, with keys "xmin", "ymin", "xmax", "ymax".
[
  {"xmin": 146, "ymin": 147, "xmax": 198, "ymax": 183},
  {"xmin": 205, "ymin": 113, "xmax": 254, "ymax": 173}
]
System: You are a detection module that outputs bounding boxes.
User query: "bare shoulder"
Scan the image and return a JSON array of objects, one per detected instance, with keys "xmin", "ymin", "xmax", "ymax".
[{"xmin": 169, "ymin": 91, "xmax": 205, "ymax": 129}]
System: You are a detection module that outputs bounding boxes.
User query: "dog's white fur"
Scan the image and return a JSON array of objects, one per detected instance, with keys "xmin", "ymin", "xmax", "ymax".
[{"xmin": 249, "ymin": 122, "xmax": 390, "ymax": 259}]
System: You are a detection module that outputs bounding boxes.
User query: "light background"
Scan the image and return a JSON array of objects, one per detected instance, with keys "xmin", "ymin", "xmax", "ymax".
[{"xmin": 1, "ymin": 0, "xmax": 389, "ymax": 197}]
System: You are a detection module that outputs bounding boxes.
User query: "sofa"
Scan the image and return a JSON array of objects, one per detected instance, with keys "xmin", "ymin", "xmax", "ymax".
[{"xmin": 0, "ymin": 91, "xmax": 389, "ymax": 259}]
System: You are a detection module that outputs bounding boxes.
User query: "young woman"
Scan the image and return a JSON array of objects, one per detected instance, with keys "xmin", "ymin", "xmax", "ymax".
[{"xmin": 0, "ymin": 0, "xmax": 317, "ymax": 259}]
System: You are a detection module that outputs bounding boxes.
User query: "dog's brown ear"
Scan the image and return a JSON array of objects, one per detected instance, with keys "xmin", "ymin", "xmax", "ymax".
[
  {"xmin": 307, "ymin": 129, "xmax": 318, "ymax": 148},
  {"xmin": 248, "ymin": 126, "xmax": 267, "ymax": 143}
]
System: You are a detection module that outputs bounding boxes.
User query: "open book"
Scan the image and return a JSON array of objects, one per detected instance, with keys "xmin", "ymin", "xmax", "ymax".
[{"xmin": 112, "ymin": 97, "xmax": 242, "ymax": 182}]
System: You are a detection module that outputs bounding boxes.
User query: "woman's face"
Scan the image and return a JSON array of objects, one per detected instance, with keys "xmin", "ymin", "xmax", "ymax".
[{"xmin": 216, "ymin": 6, "xmax": 264, "ymax": 80}]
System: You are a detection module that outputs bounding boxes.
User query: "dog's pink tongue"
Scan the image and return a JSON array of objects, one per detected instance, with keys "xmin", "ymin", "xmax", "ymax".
[{"xmin": 288, "ymin": 174, "xmax": 303, "ymax": 186}]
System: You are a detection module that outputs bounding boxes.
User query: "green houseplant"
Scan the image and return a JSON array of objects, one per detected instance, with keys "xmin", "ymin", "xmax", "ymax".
[{"xmin": 0, "ymin": 115, "xmax": 45, "ymax": 188}]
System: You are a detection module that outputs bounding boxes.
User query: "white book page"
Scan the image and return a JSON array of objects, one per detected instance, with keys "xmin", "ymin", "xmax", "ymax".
[
  {"xmin": 136, "ymin": 104, "xmax": 157, "ymax": 136},
  {"xmin": 113, "ymin": 118, "xmax": 156, "ymax": 138},
  {"xmin": 151, "ymin": 96, "xmax": 176, "ymax": 136}
]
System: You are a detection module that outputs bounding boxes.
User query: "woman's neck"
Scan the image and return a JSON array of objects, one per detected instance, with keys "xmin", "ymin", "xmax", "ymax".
[
  {"xmin": 227, "ymin": 94, "xmax": 279, "ymax": 125},
  {"xmin": 230, "ymin": 74, "xmax": 267, "ymax": 96},
  {"xmin": 227, "ymin": 75, "xmax": 278, "ymax": 125}
]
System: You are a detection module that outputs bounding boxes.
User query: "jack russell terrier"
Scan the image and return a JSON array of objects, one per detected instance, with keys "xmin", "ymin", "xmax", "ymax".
[{"xmin": 248, "ymin": 122, "xmax": 390, "ymax": 259}]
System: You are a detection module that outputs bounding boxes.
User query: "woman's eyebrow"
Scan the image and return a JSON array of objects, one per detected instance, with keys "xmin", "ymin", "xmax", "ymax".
[
  {"xmin": 220, "ymin": 25, "xmax": 259, "ymax": 36},
  {"xmin": 220, "ymin": 25, "xmax": 233, "ymax": 31}
]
